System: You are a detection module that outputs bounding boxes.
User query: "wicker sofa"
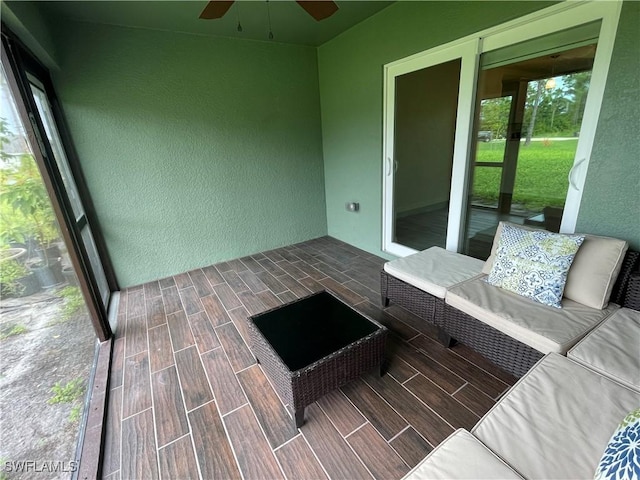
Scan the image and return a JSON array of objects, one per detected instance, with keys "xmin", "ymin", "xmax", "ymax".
[
  {"xmin": 403, "ymin": 305, "xmax": 640, "ymax": 479},
  {"xmin": 381, "ymin": 223, "xmax": 640, "ymax": 378}
]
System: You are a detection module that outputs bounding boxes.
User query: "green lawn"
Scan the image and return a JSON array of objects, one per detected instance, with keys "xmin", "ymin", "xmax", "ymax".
[{"xmin": 472, "ymin": 139, "xmax": 577, "ymax": 211}]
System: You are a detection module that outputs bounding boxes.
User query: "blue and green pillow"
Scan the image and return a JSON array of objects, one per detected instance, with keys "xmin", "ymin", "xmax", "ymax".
[
  {"xmin": 487, "ymin": 223, "xmax": 585, "ymax": 308},
  {"xmin": 595, "ymin": 408, "xmax": 640, "ymax": 480}
]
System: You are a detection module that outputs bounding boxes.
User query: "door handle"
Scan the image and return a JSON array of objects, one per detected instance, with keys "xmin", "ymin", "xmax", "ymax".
[
  {"xmin": 394, "ymin": 160, "xmax": 399, "ymax": 173},
  {"xmin": 568, "ymin": 158, "xmax": 586, "ymax": 191},
  {"xmin": 386, "ymin": 157, "xmax": 392, "ymax": 176}
]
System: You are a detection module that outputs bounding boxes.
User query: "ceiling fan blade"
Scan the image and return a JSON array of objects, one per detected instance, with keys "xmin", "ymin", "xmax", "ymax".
[
  {"xmin": 296, "ymin": 1, "xmax": 339, "ymax": 21},
  {"xmin": 199, "ymin": 1, "xmax": 235, "ymax": 19}
]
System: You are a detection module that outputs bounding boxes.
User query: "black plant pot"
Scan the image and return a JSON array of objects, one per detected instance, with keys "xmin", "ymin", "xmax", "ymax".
[
  {"xmin": 15, "ymin": 272, "xmax": 41, "ymax": 297},
  {"xmin": 30, "ymin": 259, "xmax": 64, "ymax": 289}
]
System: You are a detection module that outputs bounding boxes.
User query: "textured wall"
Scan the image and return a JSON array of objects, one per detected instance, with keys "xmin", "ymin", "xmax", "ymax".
[
  {"xmin": 52, "ymin": 22, "xmax": 327, "ymax": 287},
  {"xmin": 318, "ymin": 1, "xmax": 556, "ymax": 258},
  {"xmin": 576, "ymin": 1, "xmax": 640, "ymax": 250}
]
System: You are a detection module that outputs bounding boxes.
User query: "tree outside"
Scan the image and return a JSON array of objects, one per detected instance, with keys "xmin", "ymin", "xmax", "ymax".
[
  {"xmin": 478, "ymin": 71, "xmax": 592, "ymax": 140},
  {"xmin": 472, "ymin": 70, "xmax": 591, "ymax": 212}
]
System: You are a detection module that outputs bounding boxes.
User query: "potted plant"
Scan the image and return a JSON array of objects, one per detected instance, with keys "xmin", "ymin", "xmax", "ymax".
[
  {"xmin": 0, "ymin": 258, "xmax": 40, "ymax": 297},
  {"xmin": 1, "ymin": 152, "xmax": 63, "ymax": 288}
]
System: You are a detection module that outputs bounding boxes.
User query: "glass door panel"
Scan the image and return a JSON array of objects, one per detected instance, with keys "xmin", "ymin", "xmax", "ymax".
[
  {"xmin": 463, "ymin": 27, "xmax": 598, "ymax": 260},
  {"xmin": 30, "ymin": 82, "xmax": 111, "ymax": 308},
  {"xmin": 30, "ymin": 82, "xmax": 84, "ymax": 219},
  {"xmin": 392, "ymin": 59, "xmax": 461, "ymax": 251},
  {"xmin": 383, "ymin": 39, "xmax": 478, "ymax": 257}
]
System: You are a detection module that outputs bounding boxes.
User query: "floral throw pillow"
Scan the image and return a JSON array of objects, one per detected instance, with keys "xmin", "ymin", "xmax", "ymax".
[
  {"xmin": 595, "ymin": 408, "xmax": 640, "ymax": 480},
  {"xmin": 487, "ymin": 223, "xmax": 585, "ymax": 308}
]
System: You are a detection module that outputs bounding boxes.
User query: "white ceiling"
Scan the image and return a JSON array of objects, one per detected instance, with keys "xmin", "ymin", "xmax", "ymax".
[{"xmin": 36, "ymin": 1, "xmax": 395, "ymax": 47}]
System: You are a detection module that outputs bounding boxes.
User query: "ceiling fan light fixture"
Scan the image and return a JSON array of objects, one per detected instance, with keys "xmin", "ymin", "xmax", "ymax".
[
  {"xmin": 236, "ymin": 2, "xmax": 242, "ymax": 32},
  {"xmin": 266, "ymin": 0, "xmax": 274, "ymax": 40},
  {"xmin": 545, "ymin": 54, "xmax": 560, "ymax": 90}
]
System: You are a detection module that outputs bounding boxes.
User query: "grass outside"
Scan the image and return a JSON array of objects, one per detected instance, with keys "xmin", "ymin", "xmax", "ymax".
[{"xmin": 472, "ymin": 138, "xmax": 577, "ymax": 211}]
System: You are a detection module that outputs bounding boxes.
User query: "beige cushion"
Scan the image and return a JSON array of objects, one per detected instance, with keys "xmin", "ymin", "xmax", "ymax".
[
  {"xmin": 482, "ymin": 222, "xmax": 628, "ymax": 309},
  {"xmin": 562, "ymin": 234, "xmax": 628, "ymax": 309},
  {"xmin": 446, "ymin": 276, "xmax": 618, "ymax": 354},
  {"xmin": 403, "ymin": 429, "xmax": 523, "ymax": 480},
  {"xmin": 568, "ymin": 307, "xmax": 640, "ymax": 391},
  {"xmin": 384, "ymin": 247, "xmax": 484, "ymax": 299},
  {"xmin": 473, "ymin": 353, "xmax": 640, "ymax": 479}
]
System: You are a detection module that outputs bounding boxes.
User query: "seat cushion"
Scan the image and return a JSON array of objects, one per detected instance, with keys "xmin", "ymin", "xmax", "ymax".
[
  {"xmin": 446, "ymin": 276, "xmax": 618, "ymax": 354},
  {"xmin": 568, "ymin": 307, "xmax": 640, "ymax": 391},
  {"xmin": 482, "ymin": 222, "xmax": 628, "ymax": 309},
  {"xmin": 473, "ymin": 353, "xmax": 640, "ymax": 479},
  {"xmin": 403, "ymin": 429, "xmax": 523, "ymax": 480},
  {"xmin": 384, "ymin": 247, "xmax": 484, "ymax": 299}
]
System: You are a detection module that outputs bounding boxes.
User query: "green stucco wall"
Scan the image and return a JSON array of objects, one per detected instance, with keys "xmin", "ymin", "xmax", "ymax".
[
  {"xmin": 576, "ymin": 1, "xmax": 640, "ymax": 250},
  {"xmin": 51, "ymin": 22, "xmax": 327, "ymax": 287},
  {"xmin": 319, "ymin": 0, "xmax": 639, "ymax": 257}
]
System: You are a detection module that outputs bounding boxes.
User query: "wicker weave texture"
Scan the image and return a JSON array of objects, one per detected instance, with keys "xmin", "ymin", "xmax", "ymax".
[
  {"xmin": 441, "ymin": 303, "xmax": 543, "ymax": 378},
  {"xmin": 246, "ymin": 301, "xmax": 387, "ymax": 414},
  {"xmin": 624, "ymin": 273, "xmax": 640, "ymax": 311},
  {"xmin": 380, "ymin": 271, "xmax": 445, "ymax": 327},
  {"xmin": 610, "ymin": 250, "xmax": 640, "ymax": 306}
]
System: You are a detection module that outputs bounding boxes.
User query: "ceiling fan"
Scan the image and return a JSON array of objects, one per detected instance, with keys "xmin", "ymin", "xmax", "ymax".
[{"xmin": 199, "ymin": 1, "xmax": 339, "ymax": 22}]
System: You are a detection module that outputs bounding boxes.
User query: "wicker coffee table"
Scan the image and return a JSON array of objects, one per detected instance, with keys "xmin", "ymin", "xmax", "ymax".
[{"xmin": 247, "ymin": 290, "xmax": 388, "ymax": 428}]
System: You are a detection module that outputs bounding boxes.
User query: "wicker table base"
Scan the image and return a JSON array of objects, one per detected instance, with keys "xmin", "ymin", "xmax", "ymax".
[{"xmin": 247, "ymin": 290, "xmax": 388, "ymax": 428}]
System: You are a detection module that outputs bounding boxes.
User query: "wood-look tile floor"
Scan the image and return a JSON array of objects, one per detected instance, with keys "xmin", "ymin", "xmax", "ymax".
[{"xmin": 103, "ymin": 236, "xmax": 517, "ymax": 480}]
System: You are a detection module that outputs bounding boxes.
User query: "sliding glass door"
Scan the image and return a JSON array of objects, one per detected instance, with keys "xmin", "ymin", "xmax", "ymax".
[
  {"xmin": 464, "ymin": 23, "xmax": 600, "ymax": 259},
  {"xmin": 382, "ymin": 1, "xmax": 621, "ymax": 258},
  {"xmin": 383, "ymin": 40, "xmax": 479, "ymax": 256}
]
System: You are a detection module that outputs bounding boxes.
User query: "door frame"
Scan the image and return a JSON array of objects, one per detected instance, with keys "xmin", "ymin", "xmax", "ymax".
[{"xmin": 382, "ymin": 0, "xmax": 622, "ymax": 256}]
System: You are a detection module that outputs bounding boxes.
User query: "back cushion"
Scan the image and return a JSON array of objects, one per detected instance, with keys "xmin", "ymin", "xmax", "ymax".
[
  {"xmin": 483, "ymin": 222, "xmax": 628, "ymax": 309},
  {"xmin": 563, "ymin": 234, "xmax": 628, "ymax": 309}
]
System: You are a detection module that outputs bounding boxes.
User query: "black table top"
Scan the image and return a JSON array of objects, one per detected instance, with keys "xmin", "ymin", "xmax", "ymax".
[{"xmin": 250, "ymin": 290, "xmax": 381, "ymax": 371}]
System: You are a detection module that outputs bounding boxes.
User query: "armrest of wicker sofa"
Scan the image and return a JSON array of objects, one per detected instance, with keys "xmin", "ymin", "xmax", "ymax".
[{"xmin": 609, "ymin": 250, "xmax": 639, "ymax": 307}]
